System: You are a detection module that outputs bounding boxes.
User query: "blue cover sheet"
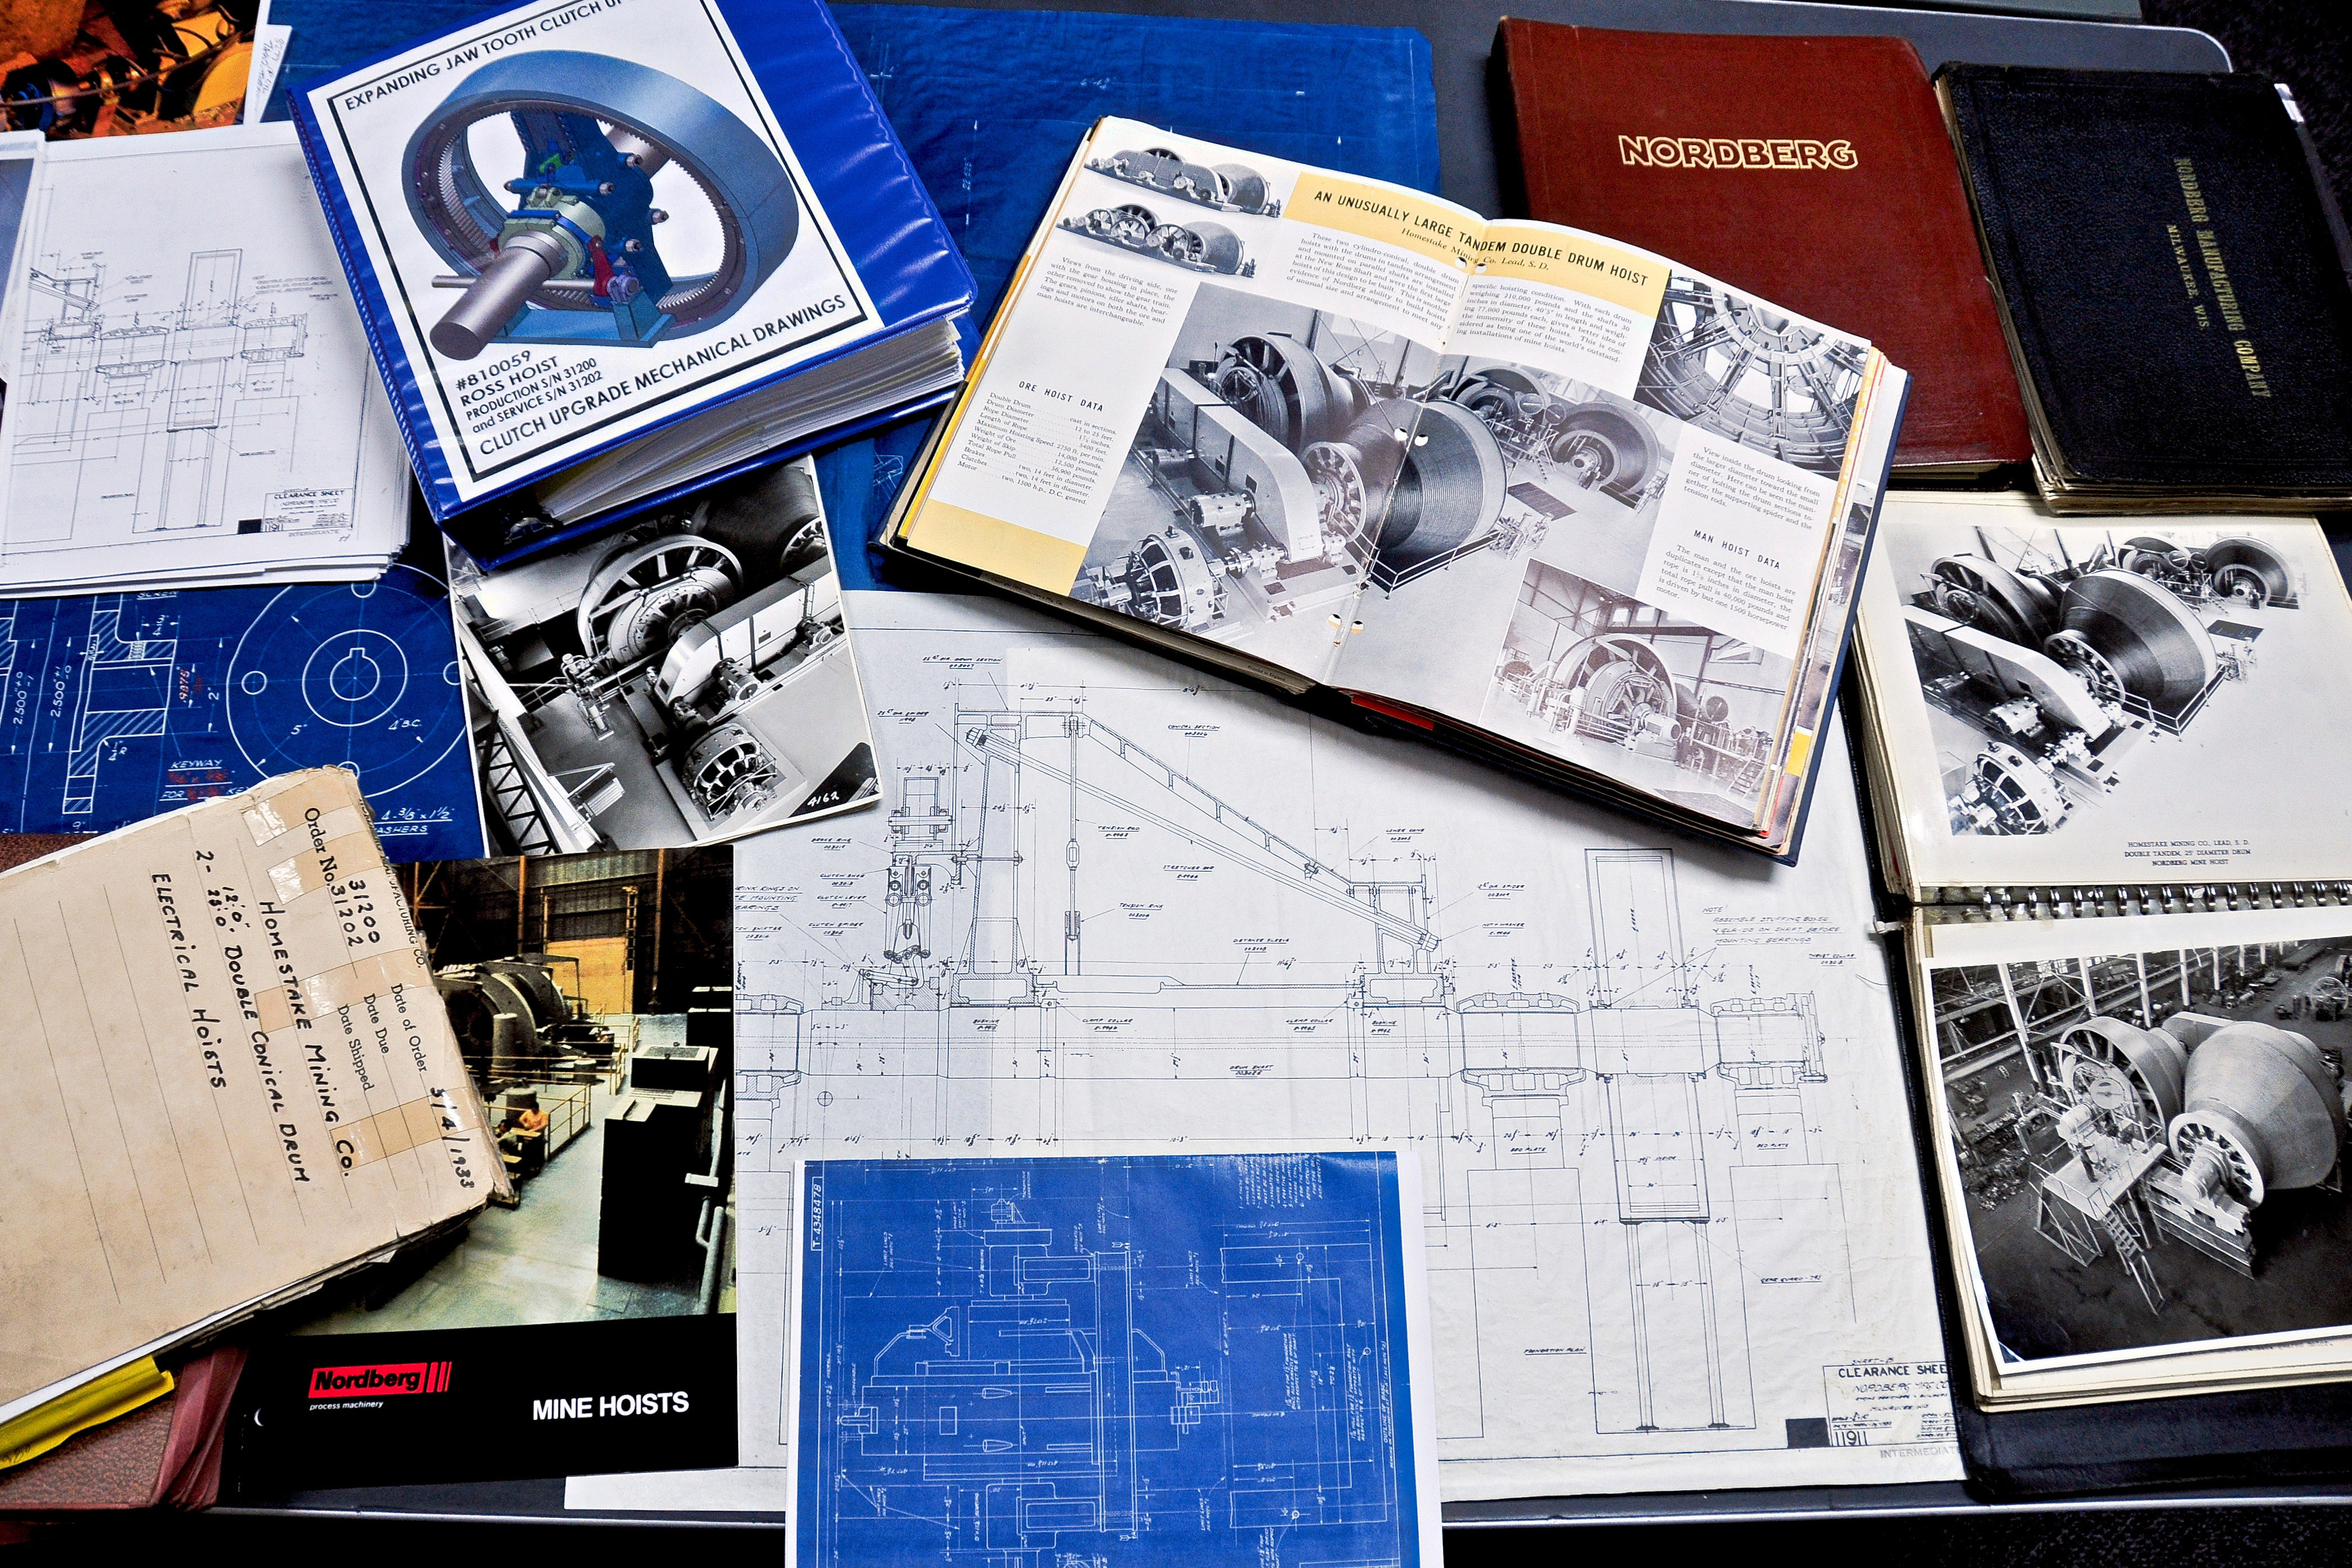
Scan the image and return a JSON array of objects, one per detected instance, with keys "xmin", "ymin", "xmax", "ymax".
[
  {"xmin": 816, "ymin": 4, "xmax": 1441, "ymax": 589},
  {"xmin": 284, "ymin": 0, "xmax": 974, "ymax": 546}
]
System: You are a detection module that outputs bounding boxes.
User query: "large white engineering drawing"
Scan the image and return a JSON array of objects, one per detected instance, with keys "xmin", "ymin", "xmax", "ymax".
[
  {"xmin": 734, "ymin": 592, "xmax": 1959, "ymax": 1499},
  {"xmin": 11, "ymin": 248, "xmax": 326, "ymax": 541},
  {"xmin": 0, "ymin": 124, "xmax": 407, "ymax": 592}
]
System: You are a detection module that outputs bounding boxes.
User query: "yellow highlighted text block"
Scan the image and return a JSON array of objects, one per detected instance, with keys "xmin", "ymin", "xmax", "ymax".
[
  {"xmin": 1288, "ymin": 173, "xmax": 1477, "ymax": 267},
  {"xmin": 1476, "ymin": 221, "xmax": 1668, "ymax": 317}
]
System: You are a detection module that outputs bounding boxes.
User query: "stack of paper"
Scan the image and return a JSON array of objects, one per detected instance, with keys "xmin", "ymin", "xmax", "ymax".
[
  {"xmin": 0, "ymin": 124, "xmax": 410, "ymax": 598},
  {"xmin": 0, "ymin": 769, "xmax": 498, "ymax": 1432}
]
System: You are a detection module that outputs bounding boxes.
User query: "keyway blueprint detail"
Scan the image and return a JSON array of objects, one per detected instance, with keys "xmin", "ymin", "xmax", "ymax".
[
  {"xmin": 0, "ymin": 567, "xmax": 481, "ymax": 859},
  {"xmin": 736, "ymin": 592, "xmax": 1959, "ymax": 1499},
  {"xmin": 793, "ymin": 1153, "xmax": 1432, "ymax": 1568}
]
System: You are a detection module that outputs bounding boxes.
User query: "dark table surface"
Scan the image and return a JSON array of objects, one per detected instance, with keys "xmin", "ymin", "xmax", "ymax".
[{"xmin": 18, "ymin": 0, "xmax": 2352, "ymax": 1557}]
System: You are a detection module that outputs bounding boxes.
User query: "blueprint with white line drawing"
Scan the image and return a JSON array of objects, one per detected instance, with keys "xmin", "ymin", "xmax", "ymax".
[
  {"xmin": 733, "ymin": 590, "xmax": 1961, "ymax": 1500},
  {"xmin": 789, "ymin": 1152, "xmax": 1440, "ymax": 1568},
  {"xmin": 0, "ymin": 123, "xmax": 407, "ymax": 592},
  {"xmin": 0, "ymin": 544, "xmax": 482, "ymax": 859}
]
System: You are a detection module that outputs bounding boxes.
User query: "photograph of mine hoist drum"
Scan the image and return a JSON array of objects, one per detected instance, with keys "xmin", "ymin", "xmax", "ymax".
[
  {"xmin": 1929, "ymin": 938, "xmax": 2352, "ymax": 1362},
  {"xmin": 276, "ymin": 847, "xmax": 738, "ymax": 1338}
]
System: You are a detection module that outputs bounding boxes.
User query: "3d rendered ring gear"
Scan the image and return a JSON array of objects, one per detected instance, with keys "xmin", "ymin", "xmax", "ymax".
[
  {"xmin": 225, "ymin": 566, "xmax": 471, "ymax": 798},
  {"xmin": 1635, "ymin": 276, "xmax": 1867, "ymax": 477}
]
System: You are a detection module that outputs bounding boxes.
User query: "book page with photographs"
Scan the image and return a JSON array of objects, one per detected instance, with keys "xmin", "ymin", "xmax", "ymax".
[
  {"xmin": 1915, "ymin": 909, "xmax": 2352, "ymax": 1403},
  {"xmin": 1858, "ymin": 494, "xmax": 2352, "ymax": 894},
  {"xmin": 1330, "ymin": 227, "xmax": 1904, "ymax": 835},
  {"xmin": 447, "ymin": 456, "xmax": 878, "ymax": 852}
]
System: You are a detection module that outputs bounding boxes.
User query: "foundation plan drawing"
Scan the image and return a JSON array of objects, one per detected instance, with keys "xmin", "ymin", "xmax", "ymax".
[{"xmin": 732, "ymin": 590, "xmax": 1959, "ymax": 1500}]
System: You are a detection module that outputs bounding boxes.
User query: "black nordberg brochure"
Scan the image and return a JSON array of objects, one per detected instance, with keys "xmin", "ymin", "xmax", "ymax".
[
  {"xmin": 225, "ymin": 848, "xmax": 744, "ymax": 1495},
  {"xmin": 290, "ymin": 0, "xmax": 974, "ymax": 565},
  {"xmin": 886, "ymin": 119, "xmax": 1909, "ymax": 862}
]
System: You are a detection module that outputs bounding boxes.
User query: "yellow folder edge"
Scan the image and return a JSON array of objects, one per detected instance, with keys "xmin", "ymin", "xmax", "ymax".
[{"xmin": 0, "ymin": 1358, "xmax": 174, "ymax": 1471}]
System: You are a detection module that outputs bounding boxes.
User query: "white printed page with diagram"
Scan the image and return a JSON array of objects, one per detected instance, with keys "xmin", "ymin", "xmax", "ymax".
[
  {"xmin": 0, "ymin": 125, "xmax": 410, "ymax": 589},
  {"xmin": 729, "ymin": 587, "xmax": 1961, "ymax": 1500},
  {"xmin": 1329, "ymin": 217, "xmax": 1898, "ymax": 834},
  {"xmin": 899, "ymin": 117, "xmax": 1489, "ymax": 680}
]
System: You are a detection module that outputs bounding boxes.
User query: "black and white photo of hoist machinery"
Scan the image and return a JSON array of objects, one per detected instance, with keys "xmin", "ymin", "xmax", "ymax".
[
  {"xmin": 1933, "ymin": 946, "xmax": 2352, "ymax": 1333},
  {"xmin": 1636, "ymin": 272, "xmax": 1867, "ymax": 479},
  {"xmin": 405, "ymin": 51, "xmax": 798, "ymax": 359},
  {"xmin": 1897, "ymin": 525, "xmax": 2297, "ymax": 835},
  {"xmin": 1056, "ymin": 141, "xmax": 1280, "ymax": 277},
  {"xmin": 451, "ymin": 459, "xmax": 875, "ymax": 853},
  {"xmin": 1489, "ymin": 565, "xmax": 1787, "ymax": 813},
  {"xmin": 1074, "ymin": 282, "xmax": 1672, "ymax": 641},
  {"xmin": 741, "ymin": 701, "xmax": 1851, "ymax": 1440}
]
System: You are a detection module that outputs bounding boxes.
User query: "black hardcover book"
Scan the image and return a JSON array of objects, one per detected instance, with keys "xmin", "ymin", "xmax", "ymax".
[{"xmin": 1940, "ymin": 66, "xmax": 2352, "ymax": 512}]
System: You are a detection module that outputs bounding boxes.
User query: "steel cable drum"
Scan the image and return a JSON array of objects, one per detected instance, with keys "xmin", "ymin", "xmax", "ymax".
[
  {"xmin": 1545, "ymin": 633, "xmax": 1675, "ymax": 696},
  {"xmin": 1926, "ymin": 555, "xmax": 2060, "ymax": 644},
  {"xmin": 1550, "ymin": 400, "xmax": 1660, "ymax": 496},
  {"xmin": 2055, "ymin": 1016, "xmax": 2187, "ymax": 1127},
  {"xmin": 403, "ymin": 51, "xmax": 798, "ymax": 334},
  {"xmin": 2052, "ymin": 568, "xmax": 2218, "ymax": 711},
  {"xmin": 2206, "ymin": 536, "xmax": 2295, "ymax": 606},
  {"xmin": 2168, "ymin": 1022, "xmax": 2344, "ymax": 1205},
  {"xmin": 482, "ymin": 958, "xmax": 570, "ymax": 1032},
  {"xmin": 1207, "ymin": 334, "xmax": 1360, "ymax": 450},
  {"xmin": 577, "ymin": 532, "xmax": 743, "ymax": 664},
  {"xmin": 1373, "ymin": 400, "xmax": 1506, "ymax": 572},
  {"xmin": 437, "ymin": 969, "xmax": 540, "ymax": 1080}
]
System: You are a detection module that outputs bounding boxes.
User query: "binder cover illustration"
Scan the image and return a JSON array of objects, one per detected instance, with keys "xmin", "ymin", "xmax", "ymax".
[{"xmin": 291, "ymin": 0, "xmax": 972, "ymax": 521}]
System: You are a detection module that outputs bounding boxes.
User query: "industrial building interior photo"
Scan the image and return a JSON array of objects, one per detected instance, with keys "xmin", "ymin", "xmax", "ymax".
[
  {"xmin": 285, "ymin": 847, "xmax": 737, "ymax": 1337},
  {"xmin": 1930, "ymin": 939, "xmax": 2352, "ymax": 1362}
]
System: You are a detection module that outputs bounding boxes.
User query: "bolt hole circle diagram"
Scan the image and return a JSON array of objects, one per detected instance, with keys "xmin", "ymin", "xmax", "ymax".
[{"xmin": 226, "ymin": 569, "xmax": 468, "ymax": 797}]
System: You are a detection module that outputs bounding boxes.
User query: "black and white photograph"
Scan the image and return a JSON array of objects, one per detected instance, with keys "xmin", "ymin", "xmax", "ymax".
[
  {"xmin": 449, "ymin": 455, "xmax": 876, "ymax": 854},
  {"xmin": 285, "ymin": 848, "xmax": 738, "ymax": 1337},
  {"xmin": 1882, "ymin": 517, "xmax": 2314, "ymax": 839},
  {"xmin": 1053, "ymin": 139, "xmax": 1285, "ymax": 277},
  {"xmin": 1636, "ymin": 270, "xmax": 1867, "ymax": 478},
  {"xmin": 1928, "ymin": 939, "xmax": 2352, "ymax": 1364},
  {"xmin": 1480, "ymin": 561, "xmax": 1790, "ymax": 825},
  {"xmin": 1072, "ymin": 280, "xmax": 1442, "ymax": 669}
]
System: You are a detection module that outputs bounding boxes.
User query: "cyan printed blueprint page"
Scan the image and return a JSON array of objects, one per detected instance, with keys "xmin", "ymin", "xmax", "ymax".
[
  {"xmin": 790, "ymin": 1152, "xmax": 1441, "ymax": 1568},
  {"xmin": 0, "ymin": 554, "xmax": 481, "ymax": 859}
]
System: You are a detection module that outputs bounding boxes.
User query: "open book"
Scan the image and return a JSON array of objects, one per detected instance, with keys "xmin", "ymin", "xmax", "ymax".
[{"xmin": 883, "ymin": 119, "xmax": 1909, "ymax": 862}]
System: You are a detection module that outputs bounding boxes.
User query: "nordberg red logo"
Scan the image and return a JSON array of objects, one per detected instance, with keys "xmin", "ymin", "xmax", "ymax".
[{"xmin": 308, "ymin": 1361, "xmax": 453, "ymax": 1399}]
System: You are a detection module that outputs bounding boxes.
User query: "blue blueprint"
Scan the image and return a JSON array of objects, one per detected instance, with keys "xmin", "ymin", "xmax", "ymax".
[
  {"xmin": 0, "ymin": 561, "xmax": 482, "ymax": 859},
  {"xmin": 795, "ymin": 1152, "xmax": 1426, "ymax": 1568}
]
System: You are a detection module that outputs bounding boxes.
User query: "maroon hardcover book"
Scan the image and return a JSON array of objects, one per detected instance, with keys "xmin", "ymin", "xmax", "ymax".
[{"xmin": 1494, "ymin": 21, "xmax": 2028, "ymax": 474}]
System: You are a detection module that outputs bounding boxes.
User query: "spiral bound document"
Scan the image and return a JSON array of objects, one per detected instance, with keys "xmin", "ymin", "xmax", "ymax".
[
  {"xmin": 1851, "ymin": 492, "xmax": 2352, "ymax": 1410},
  {"xmin": 1850, "ymin": 492, "xmax": 2352, "ymax": 922}
]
